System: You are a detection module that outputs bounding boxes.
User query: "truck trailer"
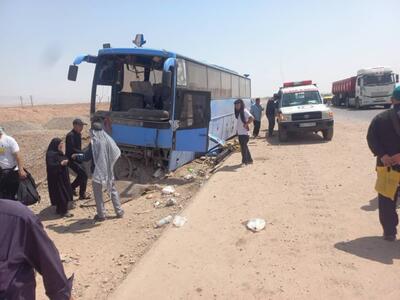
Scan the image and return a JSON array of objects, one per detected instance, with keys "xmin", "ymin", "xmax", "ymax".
[{"xmin": 331, "ymin": 67, "xmax": 398, "ymax": 109}]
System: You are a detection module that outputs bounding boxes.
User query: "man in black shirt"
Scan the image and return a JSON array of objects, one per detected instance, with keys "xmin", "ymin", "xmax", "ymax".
[
  {"xmin": 266, "ymin": 94, "xmax": 278, "ymax": 137},
  {"xmin": 66, "ymin": 119, "xmax": 89, "ymax": 200},
  {"xmin": 367, "ymin": 86, "xmax": 400, "ymax": 241}
]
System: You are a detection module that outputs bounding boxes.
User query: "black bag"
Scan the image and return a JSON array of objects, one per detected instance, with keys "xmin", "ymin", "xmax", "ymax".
[{"xmin": 17, "ymin": 169, "xmax": 40, "ymax": 206}]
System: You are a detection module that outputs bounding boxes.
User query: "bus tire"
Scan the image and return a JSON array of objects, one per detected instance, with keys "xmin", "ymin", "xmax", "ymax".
[
  {"xmin": 322, "ymin": 128, "xmax": 334, "ymax": 141},
  {"xmin": 278, "ymin": 127, "xmax": 288, "ymax": 142}
]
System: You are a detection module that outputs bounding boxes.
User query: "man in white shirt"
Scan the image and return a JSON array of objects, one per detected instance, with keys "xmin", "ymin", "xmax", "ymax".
[{"xmin": 0, "ymin": 127, "xmax": 26, "ymax": 200}]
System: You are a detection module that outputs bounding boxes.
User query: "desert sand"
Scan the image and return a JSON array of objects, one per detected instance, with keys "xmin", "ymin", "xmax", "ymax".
[{"xmin": 2, "ymin": 104, "xmax": 399, "ymax": 300}]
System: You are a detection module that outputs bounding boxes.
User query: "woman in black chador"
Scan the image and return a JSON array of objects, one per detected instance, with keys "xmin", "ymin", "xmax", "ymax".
[{"xmin": 45, "ymin": 138, "xmax": 73, "ymax": 217}]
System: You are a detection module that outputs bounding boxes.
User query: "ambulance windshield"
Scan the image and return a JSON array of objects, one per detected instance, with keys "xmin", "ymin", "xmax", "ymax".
[{"xmin": 282, "ymin": 91, "xmax": 322, "ymax": 107}]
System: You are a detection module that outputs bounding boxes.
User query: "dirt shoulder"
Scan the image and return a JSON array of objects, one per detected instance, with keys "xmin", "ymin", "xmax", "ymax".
[
  {"xmin": 111, "ymin": 118, "xmax": 400, "ymax": 299},
  {"xmin": 0, "ymin": 104, "xmax": 217, "ymax": 299}
]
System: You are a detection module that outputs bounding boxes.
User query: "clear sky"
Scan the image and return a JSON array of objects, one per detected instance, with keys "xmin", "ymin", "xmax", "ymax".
[{"xmin": 0, "ymin": 0, "xmax": 399, "ymax": 104}]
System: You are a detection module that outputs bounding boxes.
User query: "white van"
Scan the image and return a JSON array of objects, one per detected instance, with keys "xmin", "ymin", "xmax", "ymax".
[{"xmin": 277, "ymin": 81, "xmax": 334, "ymax": 142}]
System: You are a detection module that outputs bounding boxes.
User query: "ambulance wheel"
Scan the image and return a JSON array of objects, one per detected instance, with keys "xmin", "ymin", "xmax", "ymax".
[
  {"xmin": 322, "ymin": 128, "xmax": 334, "ymax": 141},
  {"xmin": 278, "ymin": 127, "xmax": 288, "ymax": 142}
]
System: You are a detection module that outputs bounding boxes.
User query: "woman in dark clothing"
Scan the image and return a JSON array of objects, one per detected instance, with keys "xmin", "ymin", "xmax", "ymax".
[
  {"xmin": 234, "ymin": 99, "xmax": 254, "ymax": 165},
  {"xmin": 46, "ymin": 138, "xmax": 73, "ymax": 217}
]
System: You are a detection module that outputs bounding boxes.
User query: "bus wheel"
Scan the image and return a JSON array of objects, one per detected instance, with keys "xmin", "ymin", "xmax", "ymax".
[
  {"xmin": 322, "ymin": 128, "xmax": 334, "ymax": 141},
  {"xmin": 114, "ymin": 154, "xmax": 134, "ymax": 179},
  {"xmin": 278, "ymin": 127, "xmax": 288, "ymax": 142}
]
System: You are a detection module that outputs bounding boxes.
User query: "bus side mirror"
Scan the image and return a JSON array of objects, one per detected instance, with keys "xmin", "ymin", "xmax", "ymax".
[
  {"xmin": 162, "ymin": 71, "xmax": 172, "ymax": 88},
  {"xmin": 396, "ymin": 74, "xmax": 399, "ymax": 83},
  {"xmin": 68, "ymin": 65, "xmax": 78, "ymax": 81}
]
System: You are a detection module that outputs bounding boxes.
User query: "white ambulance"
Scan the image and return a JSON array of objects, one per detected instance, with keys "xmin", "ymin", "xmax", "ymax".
[{"xmin": 277, "ymin": 80, "xmax": 334, "ymax": 142}]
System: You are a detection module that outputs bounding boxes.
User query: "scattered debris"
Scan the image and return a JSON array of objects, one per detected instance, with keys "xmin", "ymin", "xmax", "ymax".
[
  {"xmin": 184, "ymin": 174, "xmax": 195, "ymax": 181},
  {"xmin": 146, "ymin": 194, "xmax": 154, "ymax": 200},
  {"xmin": 165, "ymin": 198, "xmax": 177, "ymax": 207},
  {"xmin": 173, "ymin": 215, "xmax": 187, "ymax": 227},
  {"xmin": 197, "ymin": 170, "xmax": 206, "ymax": 177},
  {"xmin": 162, "ymin": 186, "xmax": 176, "ymax": 195},
  {"xmin": 153, "ymin": 201, "xmax": 162, "ymax": 208},
  {"xmin": 246, "ymin": 218, "xmax": 266, "ymax": 232},
  {"xmin": 155, "ymin": 215, "xmax": 173, "ymax": 228}
]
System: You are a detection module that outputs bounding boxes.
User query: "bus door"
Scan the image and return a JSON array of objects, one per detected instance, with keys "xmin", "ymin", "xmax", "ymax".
[{"xmin": 173, "ymin": 90, "xmax": 211, "ymax": 152}]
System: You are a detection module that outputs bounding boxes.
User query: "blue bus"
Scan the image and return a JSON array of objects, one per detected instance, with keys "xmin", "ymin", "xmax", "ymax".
[{"xmin": 68, "ymin": 39, "xmax": 251, "ymax": 175}]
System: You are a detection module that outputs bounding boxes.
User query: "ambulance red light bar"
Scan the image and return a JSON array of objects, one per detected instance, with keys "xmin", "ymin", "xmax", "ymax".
[{"xmin": 283, "ymin": 80, "xmax": 313, "ymax": 88}]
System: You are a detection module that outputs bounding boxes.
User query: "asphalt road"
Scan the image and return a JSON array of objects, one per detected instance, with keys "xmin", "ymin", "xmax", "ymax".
[{"xmin": 331, "ymin": 105, "xmax": 388, "ymax": 123}]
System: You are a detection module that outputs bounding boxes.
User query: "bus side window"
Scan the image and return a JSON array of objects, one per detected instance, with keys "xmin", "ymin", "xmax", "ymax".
[{"xmin": 175, "ymin": 91, "xmax": 211, "ymax": 129}]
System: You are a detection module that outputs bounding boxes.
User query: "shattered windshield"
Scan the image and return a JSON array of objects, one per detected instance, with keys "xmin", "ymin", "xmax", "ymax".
[
  {"xmin": 364, "ymin": 73, "xmax": 394, "ymax": 86},
  {"xmin": 281, "ymin": 91, "xmax": 322, "ymax": 107}
]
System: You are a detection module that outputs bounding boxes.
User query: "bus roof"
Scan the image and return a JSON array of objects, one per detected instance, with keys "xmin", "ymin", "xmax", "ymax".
[{"xmin": 97, "ymin": 47, "xmax": 246, "ymax": 78}]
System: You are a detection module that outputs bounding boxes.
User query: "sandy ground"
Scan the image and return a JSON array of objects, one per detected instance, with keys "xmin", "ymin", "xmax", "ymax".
[
  {"xmin": 2, "ymin": 104, "xmax": 399, "ymax": 299},
  {"xmin": 0, "ymin": 104, "xmax": 214, "ymax": 300},
  {"xmin": 111, "ymin": 117, "xmax": 400, "ymax": 300}
]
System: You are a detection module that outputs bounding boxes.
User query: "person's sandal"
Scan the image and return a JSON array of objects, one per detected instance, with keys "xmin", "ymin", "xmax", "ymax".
[
  {"xmin": 93, "ymin": 214, "xmax": 106, "ymax": 222},
  {"xmin": 61, "ymin": 212, "xmax": 74, "ymax": 218},
  {"xmin": 79, "ymin": 193, "xmax": 91, "ymax": 200}
]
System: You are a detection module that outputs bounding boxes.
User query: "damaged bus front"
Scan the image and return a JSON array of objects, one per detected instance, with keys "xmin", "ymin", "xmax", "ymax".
[{"xmin": 68, "ymin": 47, "xmax": 211, "ymax": 177}]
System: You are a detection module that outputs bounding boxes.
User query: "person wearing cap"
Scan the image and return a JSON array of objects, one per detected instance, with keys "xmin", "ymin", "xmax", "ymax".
[
  {"xmin": 367, "ymin": 86, "xmax": 400, "ymax": 241},
  {"xmin": 0, "ymin": 127, "xmax": 27, "ymax": 200},
  {"xmin": 65, "ymin": 119, "xmax": 90, "ymax": 200},
  {"xmin": 72, "ymin": 121, "xmax": 124, "ymax": 221}
]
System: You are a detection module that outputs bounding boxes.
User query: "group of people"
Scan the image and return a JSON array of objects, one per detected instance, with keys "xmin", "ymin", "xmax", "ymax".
[
  {"xmin": 0, "ymin": 118, "xmax": 124, "ymax": 221},
  {"xmin": 0, "ymin": 118, "xmax": 127, "ymax": 299},
  {"xmin": 234, "ymin": 95, "xmax": 279, "ymax": 165},
  {"xmin": 45, "ymin": 118, "xmax": 124, "ymax": 221},
  {"xmin": 236, "ymin": 87, "xmax": 400, "ymax": 244}
]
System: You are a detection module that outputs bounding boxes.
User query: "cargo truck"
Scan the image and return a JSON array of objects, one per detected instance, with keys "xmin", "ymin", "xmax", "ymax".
[{"xmin": 331, "ymin": 67, "xmax": 398, "ymax": 109}]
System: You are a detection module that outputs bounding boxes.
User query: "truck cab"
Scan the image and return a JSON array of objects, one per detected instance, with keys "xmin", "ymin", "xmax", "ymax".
[
  {"xmin": 354, "ymin": 67, "xmax": 398, "ymax": 109},
  {"xmin": 276, "ymin": 80, "xmax": 334, "ymax": 142}
]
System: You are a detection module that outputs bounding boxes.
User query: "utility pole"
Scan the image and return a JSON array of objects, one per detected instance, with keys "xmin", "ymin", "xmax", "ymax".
[
  {"xmin": 19, "ymin": 96, "xmax": 23, "ymax": 107},
  {"xmin": 30, "ymin": 95, "xmax": 33, "ymax": 107}
]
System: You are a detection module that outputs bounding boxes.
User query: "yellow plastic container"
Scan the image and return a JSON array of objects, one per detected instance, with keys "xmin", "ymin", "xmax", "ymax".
[{"xmin": 375, "ymin": 167, "xmax": 400, "ymax": 201}]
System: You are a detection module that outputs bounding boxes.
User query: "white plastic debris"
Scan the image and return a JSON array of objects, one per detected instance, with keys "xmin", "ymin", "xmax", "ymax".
[
  {"xmin": 173, "ymin": 215, "xmax": 187, "ymax": 227},
  {"xmin": 184, "ymin": 174, "xmax": 195, "ymax": 180},
  {"xmin": 246, "ymin": 218, "xmax": 266, "ymax": 232},
  {"xmin": 165, "ymin": 198, "xmax": 177, "ymax": 207},
  {"xmin": 162, "ymin": 186, "xmax": 175, "ymax": 195},
  {"xmin": 153, "ymin": 201, "xmax": 161, "ymax": 208},
  {"xmin": 155, "ymin": 215, "xmax": 173, "ymax": 228}
]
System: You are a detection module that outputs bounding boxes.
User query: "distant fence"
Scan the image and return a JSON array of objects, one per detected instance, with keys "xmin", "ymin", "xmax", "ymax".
[{"xmin": 0, "ymin": 95, "xmax": 109, "ymax": 107}]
